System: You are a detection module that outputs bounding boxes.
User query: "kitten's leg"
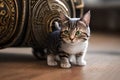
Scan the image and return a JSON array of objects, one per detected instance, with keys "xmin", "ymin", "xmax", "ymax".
[
  {"xmin": 69, "ymin": 55, "xmax": 76, "ymax": 65},
  {"xmin": 32, "ymin": 48, "xmax": 46, "ymax": 60},
  {"xmin": 76, "ymin": 52, "xmax": 86, "ymax": 66},
  {"xmin": 47, "ymin": 54, "xmax": 58, "ymax": 66},
  {"xmin": 60, "ymin": 57, "xmax": 71, "ymax": 68}
]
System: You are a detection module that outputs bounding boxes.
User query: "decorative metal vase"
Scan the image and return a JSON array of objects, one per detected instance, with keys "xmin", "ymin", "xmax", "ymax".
[{"xmin": 0, "ymin": 0, "xmax": 84, "ymax": 58}]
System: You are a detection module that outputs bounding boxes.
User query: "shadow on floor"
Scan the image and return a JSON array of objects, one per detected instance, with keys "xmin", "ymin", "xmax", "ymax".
[
  {"xmin": 0, "ymin": 52, "xmax": 40, "ymax": 62},
  {"xmin": 88, "ymin": 50, "xmax": 120, "ymax": 56}
]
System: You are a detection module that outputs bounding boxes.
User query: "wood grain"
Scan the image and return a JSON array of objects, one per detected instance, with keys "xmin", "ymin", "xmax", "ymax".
[{"xmin": 0, "ymin": 33, "xmax": 120, "ymax": 80}]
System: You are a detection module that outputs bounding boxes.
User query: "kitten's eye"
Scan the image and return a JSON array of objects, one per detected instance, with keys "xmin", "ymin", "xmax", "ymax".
[
  {"xmin": 63, "ymin": 30, "xmax": 69, "ymax": 35},
  {"xmin": 75, "ymin": 31, "xmax": 81, "ymax": 36}
]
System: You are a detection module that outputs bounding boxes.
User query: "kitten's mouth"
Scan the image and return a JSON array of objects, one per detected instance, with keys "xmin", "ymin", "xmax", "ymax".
[
  {"xmin": 70, "ymin": 41, "xmax": 78, "ymax": 45},
  {"xmin": 62, "ymin": 39, "xmax": 77, "ymax": 44},
  {"xmin": 71, "ymin": 41, "xmax": 74, "ymax": 43}
]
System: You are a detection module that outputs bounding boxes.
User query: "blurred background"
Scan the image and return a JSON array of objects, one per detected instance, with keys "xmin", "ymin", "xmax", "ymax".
[
  {"xmin": 0, "ymin": 1, "xmax": 120, "ymax": 80},
  {"xmin": 81, "ymin": 0, "xmax": 120, "ymax": 56},
  {"xmin": 84, "ymin": 0, "xmax": 120, "ymax": 33}
]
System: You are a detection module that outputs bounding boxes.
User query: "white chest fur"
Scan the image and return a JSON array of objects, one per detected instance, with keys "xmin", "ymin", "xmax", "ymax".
[{"xmin": 60, "ymin": 41, "xmax": 88, "ymax": 54}]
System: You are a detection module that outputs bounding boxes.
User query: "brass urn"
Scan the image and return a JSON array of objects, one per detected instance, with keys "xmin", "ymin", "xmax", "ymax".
[{"xmin": 0, "ymin": 0, "xmax": 84, "ymax": 58}]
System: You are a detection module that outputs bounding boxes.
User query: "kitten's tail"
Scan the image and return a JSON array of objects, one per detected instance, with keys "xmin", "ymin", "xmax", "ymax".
[{"xmin": 54, "ymin": 22, "xmax": 61, "ymax": 30}]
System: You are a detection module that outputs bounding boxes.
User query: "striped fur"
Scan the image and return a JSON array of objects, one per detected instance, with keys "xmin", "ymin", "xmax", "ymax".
[{"xmin": 47, "ymin": 11, "xmax": 91, "ymax": 68}]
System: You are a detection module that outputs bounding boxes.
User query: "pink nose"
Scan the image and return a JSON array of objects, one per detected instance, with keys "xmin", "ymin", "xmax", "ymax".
[{"xmin": 69, "ymin": 36, "xmax": 74, "ymax": 41}]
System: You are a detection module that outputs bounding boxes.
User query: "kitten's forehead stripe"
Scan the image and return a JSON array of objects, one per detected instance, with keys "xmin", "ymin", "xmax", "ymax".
[
  {"xmin": 68, "ymin": 18, "xmax": 87, "ymax": 29},
  {"xmin": 69, "ymin": 19, "xmax": 78, "ymax": 29}
]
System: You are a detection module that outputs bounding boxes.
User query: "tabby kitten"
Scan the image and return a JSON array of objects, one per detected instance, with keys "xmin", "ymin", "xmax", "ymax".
[{"xmin": 47, "ymin": 11, "xmax": 91, "ymax": 68}]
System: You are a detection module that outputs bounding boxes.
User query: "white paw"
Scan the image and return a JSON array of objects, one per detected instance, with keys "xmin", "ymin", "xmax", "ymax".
[
  {"xmin": 47, "ymin": 61, "xmax": 58, "ymax": 66},
  {"xmin": 77, "ymin": 60, "xmax": 87, "ymax": 66},
  {"xmin": 60, "ymin": 63, "xmax": 71, "ymax": 68},
  {"xmin": 69, "ymin": 55, "xmax": 76, "ymax": 65}
]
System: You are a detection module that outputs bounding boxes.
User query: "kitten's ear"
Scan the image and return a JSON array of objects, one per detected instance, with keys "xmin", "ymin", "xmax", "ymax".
[
  {"xmin": 59, "ymin": 12, "xmax": 69, "ymax": 22},
  {"xmin": 81, "ymin": 10, "xmax": 91, "ymax": 25}
]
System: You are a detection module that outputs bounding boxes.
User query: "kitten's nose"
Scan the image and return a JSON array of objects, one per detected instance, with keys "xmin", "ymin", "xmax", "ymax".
[
  {"xmin": 70, "ymin": 36, "xmax": 74, "ymax": 41},
  {"xmin": 70, "ymin": 38, "xmax": 73, "ymax": 41}
]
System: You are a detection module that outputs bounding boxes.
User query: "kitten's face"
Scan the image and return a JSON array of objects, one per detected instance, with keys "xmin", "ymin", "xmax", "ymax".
[{"xmin": 60, "ymin": 11, "xmax": 91, "ymax": 44}]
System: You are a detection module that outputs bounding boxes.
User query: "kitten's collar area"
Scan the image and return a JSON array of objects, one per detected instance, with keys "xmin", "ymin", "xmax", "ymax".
[{"xmin": 60, "ymin": 40, "xmax": 88, "ymax": 54}]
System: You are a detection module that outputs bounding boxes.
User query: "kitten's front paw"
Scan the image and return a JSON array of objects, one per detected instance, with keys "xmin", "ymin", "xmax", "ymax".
[
  {"xmin": 47, "ymin": 61, "xmax": 58, "ymax": 66},
  {"xmin": 77, "ymin": 60, "xmax": 87, "ymax": 66},
  {"xmin": 70, "ymin": 55, "xmax": 76, "ymax": 65},
  {"xmin": 60, "ymin": 63, "xmax": 71, "ymax": 68}
]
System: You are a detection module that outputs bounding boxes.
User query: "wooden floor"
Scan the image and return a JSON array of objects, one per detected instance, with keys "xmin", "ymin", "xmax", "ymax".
[{"xmin": 0, "ymin": 33, "xmax": 120, "ymax": 80}]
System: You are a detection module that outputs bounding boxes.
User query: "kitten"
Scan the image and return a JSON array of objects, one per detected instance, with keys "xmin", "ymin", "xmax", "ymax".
[{"xmin": 47, "ymin": 11, "xmax": 91, "ymax": 68}]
